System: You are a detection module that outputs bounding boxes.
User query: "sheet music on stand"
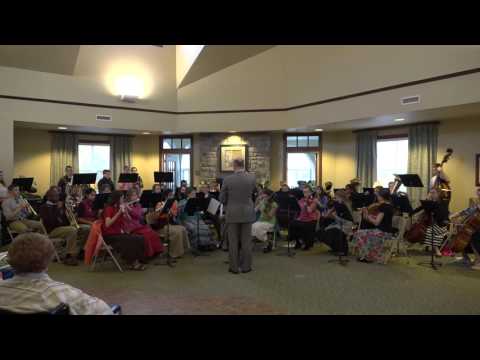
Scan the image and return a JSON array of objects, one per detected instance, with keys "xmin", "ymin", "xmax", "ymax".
[{"xmin": 207, "ymin": 198, "xmax": 221, "ymax": 216}]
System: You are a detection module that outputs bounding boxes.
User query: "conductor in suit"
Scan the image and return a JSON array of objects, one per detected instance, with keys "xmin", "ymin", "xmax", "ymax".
[{"xmin": 220, "ymin": 159, "xmax": 257, "ymax": 274}]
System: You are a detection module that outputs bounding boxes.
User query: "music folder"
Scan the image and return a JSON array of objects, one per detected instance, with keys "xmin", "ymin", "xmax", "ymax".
[
  {"xmin": 12, "ymin": 177, "xmax": 34, "ymax": 192},
  {"xmin": 395, "ymin": 174, "xmax": 423, "ymax": 188},
  {"xmin": 73, "ymin": 173, "xmax": 97, "ymax": 185},
  {"xmin": 207, "ymin": 197, "xmax": 221, "ymax": 216},
  {"xmin": 118, "ymin": 173, "xmax": 138, "ymax": 183},
  {"xmin": 154, "ymin": 172, "xmax": 173, "ymax": 183}
]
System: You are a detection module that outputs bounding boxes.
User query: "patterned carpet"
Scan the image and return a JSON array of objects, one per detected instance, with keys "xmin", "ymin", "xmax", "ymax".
[{"xmin": 41, "ymin": 240, "xmax": 480, "ymax": 315}]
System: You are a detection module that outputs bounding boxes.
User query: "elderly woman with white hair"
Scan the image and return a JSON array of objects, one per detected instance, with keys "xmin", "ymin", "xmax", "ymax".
[{"xmin": 0, "ymin": 233, "xmax": 114, "ymax": 315}]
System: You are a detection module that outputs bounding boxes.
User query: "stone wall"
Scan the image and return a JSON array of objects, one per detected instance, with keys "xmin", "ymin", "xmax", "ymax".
[{"xmin": 197, "ymin": 133, "xmax": 271, "ymax": 184}]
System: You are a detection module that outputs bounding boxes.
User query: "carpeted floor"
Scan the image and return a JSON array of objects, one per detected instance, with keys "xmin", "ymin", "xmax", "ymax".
[{"xmin": 38, "ymin": 240, "xmax": 480, "ymax": 315}]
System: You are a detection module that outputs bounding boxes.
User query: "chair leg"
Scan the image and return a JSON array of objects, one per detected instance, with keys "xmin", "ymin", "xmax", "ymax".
[{"xmin": 105, "ymin": 245, "xmax": 123, "ymax": 273}]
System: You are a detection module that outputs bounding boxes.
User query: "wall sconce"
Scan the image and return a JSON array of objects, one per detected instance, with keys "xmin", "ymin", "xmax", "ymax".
[{"xmin": 119, "ymin": 94, "xmax": 139, "ymax": 103}]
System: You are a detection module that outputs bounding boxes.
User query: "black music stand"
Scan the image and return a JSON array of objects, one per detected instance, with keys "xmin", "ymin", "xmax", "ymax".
[
  {"xmin": 72, "ymin": 173, "xmax": 97, "ymax": 186},
  {"xmin": 156, "ymin": 199, "xmax": 176, "ymax": 268},
  {"xmin": 154, "ymin": 172, "xmax": 174, "ymax": 191},
  {"xmin": 276, "ymin": 196, "xmax": 300, "ymax": 258},
  {"xmin": 118, "ymin": 173, "xmax": 138, "ymax": 184},
  {"xmin": 11, "ymin": 178, "xmax": 34, "ymax": 192},
  {"xmin": 418, "ymin": 200, "xmax": 442, "ymax": 270}
]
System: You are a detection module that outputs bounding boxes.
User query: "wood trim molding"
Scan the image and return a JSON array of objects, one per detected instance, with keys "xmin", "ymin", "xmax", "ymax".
[{"xmin": 2, "ymin": 67, "xmax": 480, "ymax": 116}]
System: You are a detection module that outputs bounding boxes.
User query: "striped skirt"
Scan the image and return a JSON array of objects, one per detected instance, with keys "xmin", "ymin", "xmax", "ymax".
[{"xmin": 424, "ymin": 224, "xmax": 448, "ymax": 247}]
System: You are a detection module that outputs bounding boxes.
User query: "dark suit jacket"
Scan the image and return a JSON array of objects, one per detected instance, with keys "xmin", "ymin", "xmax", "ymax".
[{"xmin": 220, "ymin": 171, "xmax": 256, "ymax": 224}]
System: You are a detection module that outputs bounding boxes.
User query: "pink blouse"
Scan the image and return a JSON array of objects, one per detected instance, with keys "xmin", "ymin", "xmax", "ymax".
[{"xmin": 296, "ymin": 197, "xmax": 319, "ymax": 222}]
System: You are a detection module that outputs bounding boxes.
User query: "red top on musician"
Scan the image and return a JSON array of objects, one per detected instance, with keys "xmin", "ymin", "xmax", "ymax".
[
  {"xmin": 296, "ymin": 188, "xmax": 320, "ymax": 222},
  {"xmin": 77, "ymin": 188, "xmax": 97, "ymax": 224},
  {"xmin": 125, "ymin": 189, "xmax": 164, "ymax": 258},
  {"xmin": 102, "ymin": 198, "xmax": 127, "ymax": 236}
]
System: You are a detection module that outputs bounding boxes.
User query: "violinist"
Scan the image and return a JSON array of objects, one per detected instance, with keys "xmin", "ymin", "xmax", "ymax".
[
  {"xmin": 411, "ymin": 188, "xmax": 449, "ymax": 257},
  {"xmin": 317, "ymin": 190, "xmax": 353, "ymax": 256},
  {"xmin": 288, "ymin": 186, "xmax": 319, "ymax": 251},
  {"xmin": 449, "ymin": 188, "xmax": 480, "ymax": 269},
  {"xmin": 146, "ymin": 189, "xmax": 189, "ymax": 260},
  {"xmin": 351, "ymin": 188, "xmax": 394, "ymax": 263}
]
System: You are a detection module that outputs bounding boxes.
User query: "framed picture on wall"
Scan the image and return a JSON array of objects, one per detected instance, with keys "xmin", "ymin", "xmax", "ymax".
[
  {"xmin": 476, "ymin": 154, "xmax": 480, "ymax": 186},
  {"xmin": 219, "ymin": 145, "xmax": 248, "ymax": 172}
]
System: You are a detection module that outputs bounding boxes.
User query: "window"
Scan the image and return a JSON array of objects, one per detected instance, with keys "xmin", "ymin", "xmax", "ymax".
[
  {"xmin": 162, "ymin": 137, "xmax": 192, "ymax": 150},
  {"xmin": 284, "ymin": 133, "xmax": 322, "ymax": 188},
  {"xmin": 376, "ymin": 138, "xmax": 408, "ymax": 191},
  {"xmin": 287, "ymin": 152, "xmax": 317, "ymax": 187},
  {"xmin": 78, "ymin": 143, "xmax": 111, "ymax": 184},
  {"xmin": 160, "ymin": 136, "xmax": 193, "ymax": 187}
]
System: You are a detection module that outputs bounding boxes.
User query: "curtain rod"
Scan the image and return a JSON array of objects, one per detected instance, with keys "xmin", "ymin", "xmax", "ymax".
[{"xmin": 352, "ymin": 121, "xmax": 440, "ymax": 133}]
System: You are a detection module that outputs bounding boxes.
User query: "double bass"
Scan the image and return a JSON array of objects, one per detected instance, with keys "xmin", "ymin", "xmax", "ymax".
[{"xmin": 434, "ymin": 148, "xmax": 453, "ymax": 201}]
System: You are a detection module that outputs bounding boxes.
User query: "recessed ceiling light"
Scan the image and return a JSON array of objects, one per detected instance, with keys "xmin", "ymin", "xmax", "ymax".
[
  {"xmin": 394, "ymin": 118, "xmax": 405, "ymax": 122},
  {"xmin": 142, "ymin": 132, "xmax": 151, "ymax": 135},
  {"xmin": 58, "ymin": 126, "xmax": 68, "ymax": 130},
  {"xmin": 229, "ymin": 131, "xmax": 236, "ymax": 133},
  {"xmin": 314, "ymin": 129, "xmax": 323, "ymax": 132}
]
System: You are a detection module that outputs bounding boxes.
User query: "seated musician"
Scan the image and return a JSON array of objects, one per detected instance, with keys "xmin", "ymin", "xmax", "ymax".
[
  {"xmin": 209, "ymin": 181, "xmax": 220, "ymax": 200},
  {"xmin": 76, "ymin": 187, "xmax": 98, "ymax": 253},
  {"xmin": 252, "ymin": 189, "xmax": 278, "ymax": 253},
  {"xmin": 178, "ymin": 188, "xmax": 217, "ymax": 252},
  {"xmin": 351, "ymin": 188, "xmax": 394, "ymax": 263},
  {"xmin": 0, "ymin": 170, "xmax": 8, "ymax": 201},
  {"xmin": 39, "ymin": 188, "xmax": 79, "ymax": 266},
  {"xmin": 152, "ymin": 183, "xmax": 163, "ymax": 195},
  {"xmin": 324, "ymin": 181, "xmax": 334, "ymax": 200},
  {"xmin": 317, "ymin": 189, "xmax": 353, "ymax": 255},
  {"xmin": 275, "ymin": 182, "xmax": 298, "ymax": 229},
  {"xmin": 101, "ymin": 191, "xmax": 147, "ymax": 271},
  {"xmin": 146, "ymin": 189, "xmax": 189, "ymax": 260},
  {"xmin": 198, "ymin": 183, "xmax": 221, "ymax": 241},
  {"xmin": 0, "ymin": 233, "xmax": 114, "ymax": 315},
  {"xmin": 124, "ymin": 189, "xmax": 164, "ymax": 260},
  {"xmin": 411, "ymin": 188, "xmax": 449, "ymax": 257},
  {"xmin": 449, "ymin": 187, "xmax": 480, "ymax": 269},
  {"xmin": 288, "ymin": 186, "xmax": 319, "ymax": 251},
  {"xmin": 2, "ymin": 184, "xmax": 44, "ymax": 234},
  {"xmin": 97, "ymin": 169, "xmax": 115, "ymax": 193},
  {"xmin": 175, "ymin": 184, "xmax": 188, "ymax": 201},
  {"xmin": 57, "ymin": 165, "xmax": 74, "ymax": 196},
  {"xmin": 314, "ymin": 186, "xmax": 330, "ymax": 217}
]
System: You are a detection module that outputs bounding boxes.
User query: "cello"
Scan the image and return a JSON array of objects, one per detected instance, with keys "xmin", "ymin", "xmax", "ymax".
[{"xmin": 445, "ymin": 206, "xmax": 480, "ymax": 253}]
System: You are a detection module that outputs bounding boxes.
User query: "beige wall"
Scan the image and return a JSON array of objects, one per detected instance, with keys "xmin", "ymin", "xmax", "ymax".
[
  {"xmin": 13, "ymin": 128, "xmax": 160, "ymax": 195},
  {"xmin": 132, "ymin": 135, "xmax": 160, "ymax": 191},
  {"xmin": 438, "ymin": 117, "xmax": 480, "ymax": 212},
  {"xmin": 0, "ymin": 119, "xmax": 15, "ymax": 185},
  {"xmin": 11, "ymin": 119, "xmax": 480, "ymax": 214},
  {"xmin": 14, "ymin": 128, "xmax": 51, "ymax": 195}
]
